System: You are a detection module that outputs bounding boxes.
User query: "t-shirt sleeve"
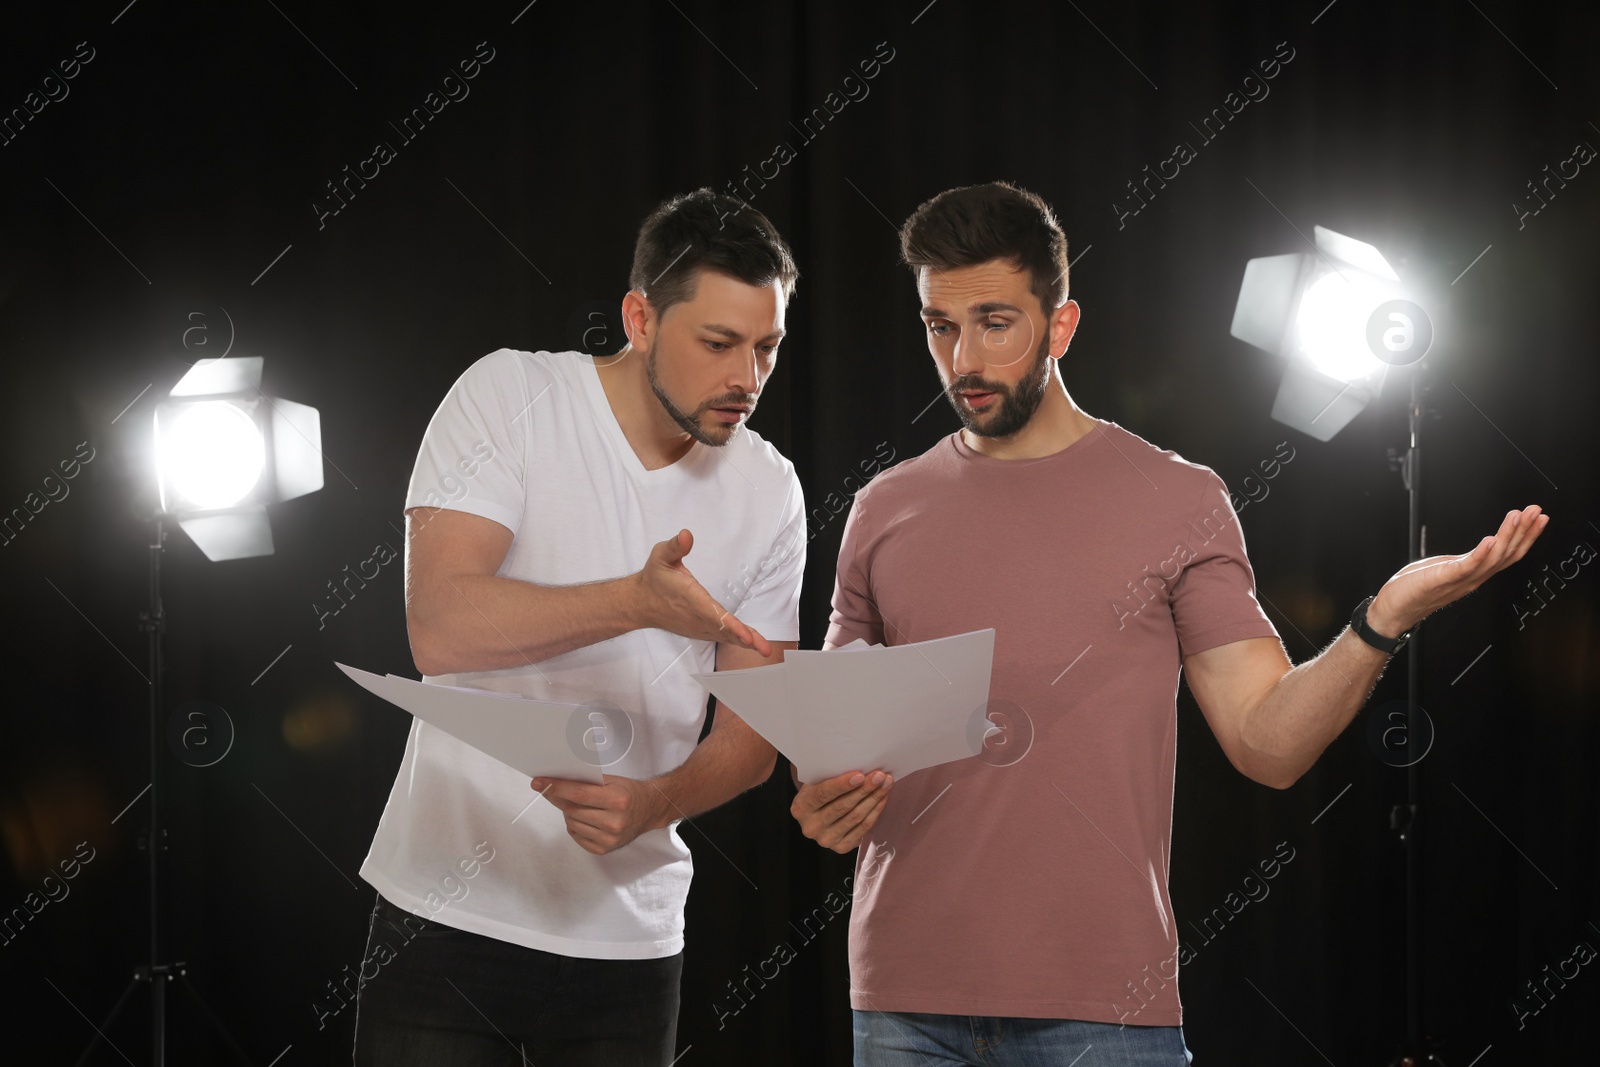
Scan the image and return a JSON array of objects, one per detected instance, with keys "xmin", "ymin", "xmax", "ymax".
[
  {"xmin": 1170, "ymin": 471, "xmax": 1281, "ymax": 657},
  {"xmin": 731, "ymin": 469, "xmax": 806, "ymax": 642},
  {"xmin": 825, "ymin": 494, "xmax": 885, "ymax": 648},
  {"xmin": 403, "ymin": 349, "xmax": 529, "ymax": 536}
]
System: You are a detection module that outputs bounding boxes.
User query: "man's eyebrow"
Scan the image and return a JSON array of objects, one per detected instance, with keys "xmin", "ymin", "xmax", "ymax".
[
  {"xmin": 920, "ymin": 302, "xmax": 1025, "ymax": 318},
  {"xmin": 701, "ymin": 323, "xmax": 787, "ymax": 342}
]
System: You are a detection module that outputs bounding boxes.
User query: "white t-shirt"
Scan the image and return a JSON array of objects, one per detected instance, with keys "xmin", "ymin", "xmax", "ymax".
[{"xmin": 359, "ymin": 348, "xmax": 805, "ymax": 959}]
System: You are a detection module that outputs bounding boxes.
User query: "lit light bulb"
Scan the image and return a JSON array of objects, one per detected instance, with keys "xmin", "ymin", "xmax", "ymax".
[
  {"xmin": 1296, "ymin": 271, "xmax": 1387, "ymax": 382},
  {"xmin": 159, "ymin": 401, "xmax": 265, "ymax": 510}
]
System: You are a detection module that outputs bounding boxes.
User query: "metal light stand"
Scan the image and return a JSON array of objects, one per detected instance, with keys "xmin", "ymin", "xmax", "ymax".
[
  {"xmin": 1389, "ymin": 366, "xmax": 1441, "ymax": 1066},
  {"xmin": 75, "ymin": 518, "xmax": 251, "ymax": 1066}
]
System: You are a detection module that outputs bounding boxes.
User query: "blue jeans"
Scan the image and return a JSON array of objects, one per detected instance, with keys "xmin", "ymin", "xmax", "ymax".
[
  {"xmin": 854, "ymin": 1010, "xmax": 1193, "ymax": 1066},
  {"xmin": 352, "ymin": 892, "xmax": 682, "ymax": 1066}
]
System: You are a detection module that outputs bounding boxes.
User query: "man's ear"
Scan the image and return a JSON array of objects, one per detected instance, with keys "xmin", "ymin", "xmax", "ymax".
[
  {"xmin": 621, "ymin": 289, "xmax": 657, "ymax": 352},
  {"xmin": 1051, "ymin": 298, "xmax": 1082, "ymax": 358}
]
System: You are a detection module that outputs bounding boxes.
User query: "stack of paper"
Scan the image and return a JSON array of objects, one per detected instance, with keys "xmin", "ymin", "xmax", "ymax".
[{"xmin": 692, "ymin": 628, "xmax": 997, "ymax": 783}]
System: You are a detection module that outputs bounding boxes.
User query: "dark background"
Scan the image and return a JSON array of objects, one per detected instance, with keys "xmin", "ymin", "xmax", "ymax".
[{"xmin": 2, "ymin": 0, "xmax": 1596, "ymax": 1063}]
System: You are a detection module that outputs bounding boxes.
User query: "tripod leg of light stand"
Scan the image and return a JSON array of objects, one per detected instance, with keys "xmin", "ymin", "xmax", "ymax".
[
  {"xmin": 73, "ymin": 964, "xmax": 254, "ymax": 1066},
  {"xmin": 72, "ymin": 969, "xmax": 145, "ymax": 1067},
  {"xmin": 176, "ymin": 970, "xmax": 255, "ymax": 1064}
]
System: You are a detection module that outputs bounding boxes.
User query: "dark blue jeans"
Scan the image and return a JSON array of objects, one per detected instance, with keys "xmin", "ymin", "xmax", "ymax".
[
  {"xmin": 854, "ymin": 1011, "xmax": 1193, "ymax": 1066},
  {"xmin": 352, "ymin": 892, "xmax": 683, "ymax": 1066}
]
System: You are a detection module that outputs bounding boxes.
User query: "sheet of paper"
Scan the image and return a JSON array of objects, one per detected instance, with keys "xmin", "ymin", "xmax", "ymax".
[
  {"xmin": 336, "ymin": 664, "xmax": 606, "ymax": 784},
  {"xmin": 692, "ymin": 629, "xmax": 996, "ymax": 784},
  {"xmin": 688, "ymin": 658, "xmax": 798, "ymax": 758}
]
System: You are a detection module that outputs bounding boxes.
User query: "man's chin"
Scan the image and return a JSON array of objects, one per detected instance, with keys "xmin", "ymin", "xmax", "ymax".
[
  {"xmin": 951, "ymin": 396, "xmax": 1006, "ymax": 437},
  {"xmin": 692, "ymin": 415, "xmax": 744, "ymax": 447},
  {"xmin": 703, "ymin": 422, "xmax": 743, "ymax": 447}
]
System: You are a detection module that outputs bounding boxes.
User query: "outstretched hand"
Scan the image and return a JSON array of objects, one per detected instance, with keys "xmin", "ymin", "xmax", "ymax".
[
  {"xmin": 635, "ymin": 529, "xmax": 772, "ymax": 656},
  {"xmin": 1368, "ymin": 505, "xmax": 1549, "ymax": 635}
]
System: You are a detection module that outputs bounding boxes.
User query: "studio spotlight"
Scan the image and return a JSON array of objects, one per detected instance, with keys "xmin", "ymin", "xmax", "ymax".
[
  {"xmin": 153, "ymin": 356, "xmax": 324, "ymax": 560},
  {"xmin": 1230, "ymin": 226, "xmax": 1429, "ymax": 441}
]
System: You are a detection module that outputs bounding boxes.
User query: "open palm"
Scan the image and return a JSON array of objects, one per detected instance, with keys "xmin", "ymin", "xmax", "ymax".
[{"xmin": 1373, "ymin": 505, "xmax": 1548, "ymax": 633}]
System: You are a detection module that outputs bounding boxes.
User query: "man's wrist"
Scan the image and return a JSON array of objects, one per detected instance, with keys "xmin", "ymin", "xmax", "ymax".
[
  {"xmin": 650, "ymin": 800, "xmax": 675, "ymax": 833},
  {"xmin": 617, "ymin": 571, "xmax": 651, "ymax": 634},
  {"xmin": 639, "ymin": 777, "xmax": 677, "ymax": 831},
  {"xmin": 1351, "ymin": 593, "xmax": 1413, "ymax": 655},
  {"xmin": 1364, "ymin": 593, "xmax": 1410, "ymax": 639}
]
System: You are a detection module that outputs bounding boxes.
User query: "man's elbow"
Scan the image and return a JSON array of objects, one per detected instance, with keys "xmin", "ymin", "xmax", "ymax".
[
  {"xmin": 1246, "ymin": 756, "xmax": 1309, "ymax": 791},
  {"xmin": 1253, "ymin": 768, "xmax": 1304, "ymax": 791},
  {"xmin": 751, "ymin": 751, "xmax": 778, "ymax": 790},
  {"xmin": 409, "ymin": 636, "xmax": 447, "ymax": 678},
  {"xmin": 1231, "ymin": 748, "xmax": 1306, "ymax": 791},
  {"xmin": 406, "ymin": 612, "xmax": 453, "ymax": 677},
  {"xmin": 406, "ymin": 593, "xmax": 476, "ymax": 676}
]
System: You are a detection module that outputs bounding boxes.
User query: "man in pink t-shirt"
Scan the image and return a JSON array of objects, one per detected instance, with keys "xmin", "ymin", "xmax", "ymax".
[{"xmin": 791, "ymin": 182, "xmax": 1547, "ymax": 1066}]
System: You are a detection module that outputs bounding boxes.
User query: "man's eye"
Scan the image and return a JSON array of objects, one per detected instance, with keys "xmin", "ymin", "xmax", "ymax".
[
  {"xmin": 984, "ymin": 321, "xmax": 1010, "ymax": 331},
  {"xmin": 760, "ymin": 344, "xmax": 779, "ymax": 357},
  {"xmin": 705, "ymin": 340, "xmax": 730, "ymax": 351},
  {"xmin": 928, "ymin": 323, "xmax": 951, "ymax": 336}
]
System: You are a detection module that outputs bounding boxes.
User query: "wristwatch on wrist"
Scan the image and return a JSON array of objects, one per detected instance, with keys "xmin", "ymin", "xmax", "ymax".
[{"xmin": 1350, "ymin": 595, "xmax": 1413, "ymax": 655}]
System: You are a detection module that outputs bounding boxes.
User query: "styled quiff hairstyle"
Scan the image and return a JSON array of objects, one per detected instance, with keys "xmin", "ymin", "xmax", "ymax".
[
  {"xmin": 898, "ymin": 182, "xmax": 1070, "ymax": 316},
  {"xmin": 628, "ymin": 188, "xmax": 798, "ymax": 320}
]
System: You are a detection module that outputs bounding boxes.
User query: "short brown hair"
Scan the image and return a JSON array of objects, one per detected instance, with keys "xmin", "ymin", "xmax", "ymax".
[
  {"xmin": 899, "ymin": 182, "xmax": 1070, "ymax": 315},
  {"xmin": 629, "ymin": 188, "xmax": 798, "ymax": 320}
]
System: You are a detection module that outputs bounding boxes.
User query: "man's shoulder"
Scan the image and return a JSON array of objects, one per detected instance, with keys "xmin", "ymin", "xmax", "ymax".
[
  {"xmin": 854, "ymin": 433, "xmax": 953, "ymax": 498},
  {"xmin": 443, "ymin": 350, "xmax": 598, "ymax": 428},
  {"xmin": 1094, "ymin": 421, "xmax": 1224, "ymax": 497},
  {"xmin": 459, "ymin": 347, "xmax": 576, "ymax": 387},
  {"xmin": 724, "ymin": 425, "xmax": 800, "ymax": 493}
]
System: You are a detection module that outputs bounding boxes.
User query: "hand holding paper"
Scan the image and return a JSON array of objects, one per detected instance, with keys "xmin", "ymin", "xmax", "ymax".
[
  {"xmin": 790, "ymin": 769, "xmax": 894, "ymax": 854},
  {"xmin": 530, "ymin": 775, "xmax": 668, "ymax": 856}
]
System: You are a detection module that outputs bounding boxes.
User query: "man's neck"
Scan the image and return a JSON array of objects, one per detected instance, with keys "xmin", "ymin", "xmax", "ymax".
[
  {"xmin": 961, "ymin": 383, "xmax": 1098, "ymax": 461},
  {"xmin": 595, "ymin": 346, "xmax": 696, "ymax": 471}
]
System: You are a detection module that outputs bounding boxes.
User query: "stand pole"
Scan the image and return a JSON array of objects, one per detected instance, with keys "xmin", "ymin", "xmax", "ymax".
[
  {"xmin": 148, "ymin": 517, "xmax": 168, "ymax": 1064},
  {"xmin": 1392, "ymin": 369, "xmax": 1439, "ymax": 1065},
  {"xmin": 74, "ymin": 518, "xmax": 251, "ymax": 1065}
]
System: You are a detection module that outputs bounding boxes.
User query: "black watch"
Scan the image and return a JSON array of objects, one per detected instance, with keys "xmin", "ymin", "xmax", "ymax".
[{"xmin": 1350, "ymin": 595, "xmax": 1412, "ymax": 655}]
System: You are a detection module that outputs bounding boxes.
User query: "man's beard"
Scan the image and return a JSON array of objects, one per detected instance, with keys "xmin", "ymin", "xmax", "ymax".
[
  {"xmin": 646, "ymin": 347, "xmax": 755, "ymax": 447},
  {"xmin": 946, "ymin": 336, "xmax": 1053, "ymax": 439}
]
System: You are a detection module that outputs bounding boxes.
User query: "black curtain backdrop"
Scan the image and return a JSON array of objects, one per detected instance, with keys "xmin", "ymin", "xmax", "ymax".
[{"xmin": 2, "ymin": 1, "xmax": 1596, "ymax": 1063}]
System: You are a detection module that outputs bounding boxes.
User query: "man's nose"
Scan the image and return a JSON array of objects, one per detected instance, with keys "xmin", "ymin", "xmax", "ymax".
[
  {"xmin": 952, "ymin": 330, "xmax": 988, "ymax": 378},
  {"xmin": 729, "ymin": 345, "xmax": 762, "ymax": 395}
]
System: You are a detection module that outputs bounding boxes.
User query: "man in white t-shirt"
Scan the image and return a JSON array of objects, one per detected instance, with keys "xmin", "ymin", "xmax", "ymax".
[{"xmin": 351, "ymin": 189, "xmax": 806, "ymax": 1066}]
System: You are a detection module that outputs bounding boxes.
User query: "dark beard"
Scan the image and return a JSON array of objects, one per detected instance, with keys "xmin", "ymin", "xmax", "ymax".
[
  {"xmin": 946, "ymin": 335, "xmax": 1053, "ymax": 439},
  {"xmin": 645, "ymin": 347, "xmax": 751, "ymax": 447}
]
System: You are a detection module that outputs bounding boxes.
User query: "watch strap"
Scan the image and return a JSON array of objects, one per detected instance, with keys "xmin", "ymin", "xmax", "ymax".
[{"xmin": 1351, "ymin": 595, "xmax": 1411, "ymax": 655}]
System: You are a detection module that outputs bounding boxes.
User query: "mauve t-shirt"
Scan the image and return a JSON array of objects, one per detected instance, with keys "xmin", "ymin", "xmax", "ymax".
[{"xmin": 825, "ymin": 420, "xmax": 1280, "ymax": 1024}]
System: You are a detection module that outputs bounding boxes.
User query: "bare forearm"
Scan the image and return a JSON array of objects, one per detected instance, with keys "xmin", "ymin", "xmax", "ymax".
[
  {"xmin": 409, "ymin": 572, "xmax": 643, "ymax": 676},
  {"xmin": 642, "ymin": 715, "xmax": 776, "ymax": 828},
  {"xmin": 1240, "ymin": 628, "xmax": 1392, "ymax": 788}
]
